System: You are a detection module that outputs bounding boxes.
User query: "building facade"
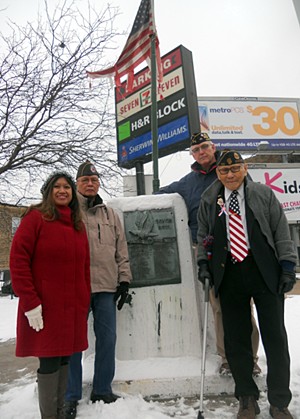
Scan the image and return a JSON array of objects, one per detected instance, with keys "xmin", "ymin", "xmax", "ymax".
[{"xmin": 0, "ymin": 203, "xmax": 26, "ymax": 270}]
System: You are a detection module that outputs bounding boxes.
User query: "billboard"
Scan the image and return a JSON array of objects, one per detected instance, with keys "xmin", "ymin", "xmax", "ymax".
[
  {"xmin": 248, "ymin": 164, "xmax": 300, "ymax": 222},
  {"xmin": 198, "ymin": 97, "xmax": 300, "ymax": 151},
  {"xmin": 115, "ymin": 45, "xmax": 199, "ymax": 169}
]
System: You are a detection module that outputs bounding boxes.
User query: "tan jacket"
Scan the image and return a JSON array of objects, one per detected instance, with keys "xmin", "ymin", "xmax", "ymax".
[{"xmin": 78, "ymin": 193, "xmax": 132, "ymax": 293}]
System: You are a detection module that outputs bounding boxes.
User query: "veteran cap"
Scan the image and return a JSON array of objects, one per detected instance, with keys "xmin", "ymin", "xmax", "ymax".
[
  {"xmin": 190, "ymin": 132, "xmax": 211, "ymax": 146},
  {"xmin": 76, "ymin": 161, "xmax": 99, "ymax": 179},
  {"xmin": 217, "ymin": 150, "xmax": 244, "ymax": 166}
]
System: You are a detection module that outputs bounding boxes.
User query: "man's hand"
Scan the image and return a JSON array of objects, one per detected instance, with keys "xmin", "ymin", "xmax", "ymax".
[
  {"xmin": 278, "ymin": 271, "xmax": 296, "ymax": 294},
  {"xmin": 197, "ymin": 264, "xmax": 213, "ymax": 288},
  {"xmin": 25, "ymin": 304, "xmax": 44, "ymax": 332},
  {"xmin": 114, "ymin": 282, "xmax": 129, "ymax": 310}
]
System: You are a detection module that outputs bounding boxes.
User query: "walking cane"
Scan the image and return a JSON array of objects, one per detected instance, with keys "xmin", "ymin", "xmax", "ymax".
[{"xmin": 197, "ymin": 277, "xmax": 210, "ymax": 419}]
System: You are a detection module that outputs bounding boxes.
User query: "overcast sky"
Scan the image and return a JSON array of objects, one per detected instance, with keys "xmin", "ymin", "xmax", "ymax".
[
  {"xmin": 2, "ymin": 0, "xmax": 299, "ymax": 97},
  {"xmin": 1, "ymin": 0, "xmax": 300, "ymax": 187}
]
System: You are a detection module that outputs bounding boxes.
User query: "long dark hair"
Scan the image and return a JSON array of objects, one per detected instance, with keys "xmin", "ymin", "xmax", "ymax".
[{"xmin": 25, "ymin": 171, "xmax": 83, "ymax": 231}]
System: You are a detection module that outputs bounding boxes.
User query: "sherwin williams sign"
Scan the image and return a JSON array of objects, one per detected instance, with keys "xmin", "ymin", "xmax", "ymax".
[
  {"xmin": 198, "ymin": 97, "xmax": 300, "ymax": 150},
  {"xmin": 115, "ymin": 45, "xmax": 199, "ymax": 169}
]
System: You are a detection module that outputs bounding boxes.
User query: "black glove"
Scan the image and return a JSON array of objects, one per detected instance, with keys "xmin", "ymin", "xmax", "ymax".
[
  {"xmin": 114, "ymin": 282, "xmax": 129, "ymax": 310},
  {"xmin": 197, "ymin": 263, "xmax": 213, "ymax": 288},
  {"xmin": 278, "ymin": 271, "xmax": 296, "ymax": 294}
]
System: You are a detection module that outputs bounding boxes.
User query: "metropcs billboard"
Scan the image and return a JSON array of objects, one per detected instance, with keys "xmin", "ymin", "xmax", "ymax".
[
  {"xmin": 198, "ymin": 97, "xmax": 300, "ymax": 150},
  {"xmin": 115, "ymin": 45, "xmax": 199, "ymax": 169}
]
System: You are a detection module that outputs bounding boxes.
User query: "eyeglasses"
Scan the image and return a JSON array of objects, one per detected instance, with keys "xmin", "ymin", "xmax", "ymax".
[
  {"xmin": 78, "ymin": 177, "xmax": 99, "ymax": 184},
  {"xmin": 217, "ymin": 165, "xmax": 243, "ymax": 175},
  {"xmin": 190, "ymin": 143, "xmax": 211, "ymax": 154}
]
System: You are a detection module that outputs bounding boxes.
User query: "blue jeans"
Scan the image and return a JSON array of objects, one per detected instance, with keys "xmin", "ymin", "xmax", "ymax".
[
  {"xmin": 65, "ymin": 292, "xmax": 116, "ymax": 401},
  {"xmin": 65, "ymin": 352, "xmax": 82, "ymax": 401}
]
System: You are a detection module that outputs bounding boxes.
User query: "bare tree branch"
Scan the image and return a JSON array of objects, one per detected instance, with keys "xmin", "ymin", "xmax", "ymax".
[{"xmin": 0, "ymin": 0, "xmax": 126, "ymax": 204}]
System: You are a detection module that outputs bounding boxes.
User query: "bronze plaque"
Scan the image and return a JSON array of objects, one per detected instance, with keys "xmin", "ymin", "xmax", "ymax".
[{"xmin": 124, "ymin": 209, "xmax": 181, "ymax": 287}]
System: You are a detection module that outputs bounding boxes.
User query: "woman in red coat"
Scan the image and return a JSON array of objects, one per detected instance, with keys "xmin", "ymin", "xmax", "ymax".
[{"xmin": 10, "ymin": 171, "xmax": 90, "ymax": 419}]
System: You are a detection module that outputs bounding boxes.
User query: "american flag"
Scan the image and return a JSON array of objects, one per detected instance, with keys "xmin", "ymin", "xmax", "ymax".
[{"xmin": 86, "ymin": 0, "xmax": 162, "ymax": 91}]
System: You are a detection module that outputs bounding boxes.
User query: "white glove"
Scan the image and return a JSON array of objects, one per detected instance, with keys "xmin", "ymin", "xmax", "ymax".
[{"xmin": 25, "ymin": 305, "xmax": 44, "ymax": 332}]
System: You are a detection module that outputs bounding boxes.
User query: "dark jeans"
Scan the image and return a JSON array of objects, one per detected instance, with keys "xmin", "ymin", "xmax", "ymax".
[
  {"xmin": 219, "ymin": 253, "xmax": 292, "ymax": 408},
  {"xmin": 65, "ymin": 292, "xmax": 116, "ymax": 401}
]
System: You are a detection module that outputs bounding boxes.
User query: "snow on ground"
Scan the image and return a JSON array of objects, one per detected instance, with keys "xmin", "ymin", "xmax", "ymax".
[
  {"xmin": 1, "ymin": 294, "xmax": 300, "ymax": 418},
  {"xmin": 0, "ymin": 296, "xmax": 18, "ymax": 343}
]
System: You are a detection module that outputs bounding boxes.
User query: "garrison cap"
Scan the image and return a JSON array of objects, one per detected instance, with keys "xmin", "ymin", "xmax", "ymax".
[
  {"xmin": 76, "ymin": 161, "xmax": 99, "ymax": 179},
  {"xmin": 217, "ymin": 150, "xmax": 244, "ymax": 166},
  {"xmin": 190, "ymin": 132, "xmax": 211, "ymax": 146}
]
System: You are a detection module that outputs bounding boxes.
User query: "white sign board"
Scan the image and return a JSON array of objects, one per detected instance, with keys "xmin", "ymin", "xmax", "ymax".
[
  {"xmin": 198, "ymin": 97, "xmax": 300, "ymax": 151},
  {"xmin": 248, "ymin": 166, "xmax": 300, "ymax": 222}
]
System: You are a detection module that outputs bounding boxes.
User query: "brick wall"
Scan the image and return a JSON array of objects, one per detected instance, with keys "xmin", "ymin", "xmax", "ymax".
[{"xmin": 0, "ymin": 204, "xmax": 27, "ymax": 270}]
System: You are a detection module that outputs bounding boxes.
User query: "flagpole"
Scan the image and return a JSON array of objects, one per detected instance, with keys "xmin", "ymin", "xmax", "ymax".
[
  {"xmin": 87, "ymin": 0, "xmax": 162, "ymax": 192},
  {"xmin": 150, "ymin": 1, "xmax": 159, "ymax": 193}
]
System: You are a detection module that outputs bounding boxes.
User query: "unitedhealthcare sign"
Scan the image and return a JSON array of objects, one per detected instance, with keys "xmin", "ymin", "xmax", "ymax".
[{"xmin": 115, "ymin": 45, "xmax": 199, "ymax": 169}]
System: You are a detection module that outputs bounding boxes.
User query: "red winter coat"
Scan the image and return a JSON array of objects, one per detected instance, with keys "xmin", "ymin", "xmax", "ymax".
[{"xmin": 10, "ymin": 206, "xmax": 91, "ymax": 357}]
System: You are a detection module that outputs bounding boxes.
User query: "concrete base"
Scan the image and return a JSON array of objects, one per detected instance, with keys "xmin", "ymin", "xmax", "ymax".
[
  {"xmin": 83, "ymin": 352, "xmax": 266, "ymax": 399},
  {"xmin": 112, "ymin": 375, "xmax": 267, "ymax": 399}
]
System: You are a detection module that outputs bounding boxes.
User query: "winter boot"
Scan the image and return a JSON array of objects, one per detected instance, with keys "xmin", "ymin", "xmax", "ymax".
[
  {"xmin": 37, "ymin": 369, "xmax": 60, "ymax": 419},
  {"xmin": 57, "ymin": 364, "xmax": 69, "ymax": 419},
  {"xmin": 270, "ymin": 405, "xmax": 294, "ymax": 418},
  {"xmin": 237, "ymin": 396, "xmax": 260, "ymax": 418}
]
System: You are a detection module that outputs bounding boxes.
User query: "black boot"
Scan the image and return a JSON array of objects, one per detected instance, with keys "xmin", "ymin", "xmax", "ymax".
[
  {"xmin": 64, "ymin": 401, "xmax": 78, "ymax": 419},
  {"xmin": 90, "ymin": 391, "xmax": 120, "ymax": 404}
]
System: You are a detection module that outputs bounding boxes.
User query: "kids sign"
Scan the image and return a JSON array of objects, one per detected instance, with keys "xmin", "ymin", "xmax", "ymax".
[
  {"xmin": 198, "ymin": 97, "xmax": 300, "ymax": 151},
  {"xmin": 248, "ymin": 165, "xmax": 300, "ymax": 221}
]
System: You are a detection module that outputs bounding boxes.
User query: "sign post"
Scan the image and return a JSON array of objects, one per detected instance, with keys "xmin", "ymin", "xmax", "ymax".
[{"xmin": 150, "ymin": 33, "xmax": 159, "ymax": 193}]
